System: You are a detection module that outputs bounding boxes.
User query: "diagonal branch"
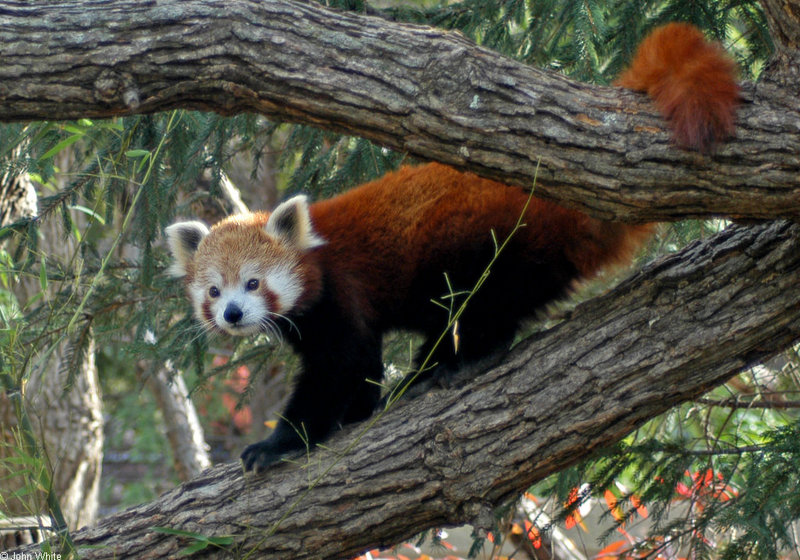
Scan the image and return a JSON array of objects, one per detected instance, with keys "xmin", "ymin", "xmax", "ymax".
[
  {"xmin": 0, "ymin": 0, "xmax": 798, "ymax": 221},
  {"xmin": 12, "ymin": 220, "xmax": 799, "ymax": 559}
]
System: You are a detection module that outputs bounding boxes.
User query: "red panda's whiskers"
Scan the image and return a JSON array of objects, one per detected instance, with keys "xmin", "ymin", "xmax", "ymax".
[
  {"xmin": 258, "ymin": 315, "xmax": 285, "ymax": 346},
  {"xmin": 269, "ymin": 312, "xmax": 299, "ymax": 339}
]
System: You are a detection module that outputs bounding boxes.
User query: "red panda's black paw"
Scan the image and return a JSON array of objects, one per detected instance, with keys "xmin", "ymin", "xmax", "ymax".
[{"xmin": 241, "ymin": 440, "xmax": 294, "ymax": 473}]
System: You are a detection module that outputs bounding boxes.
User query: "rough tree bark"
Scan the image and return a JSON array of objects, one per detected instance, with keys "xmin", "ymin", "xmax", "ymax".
[
  {"xmin": 2, "ymin": 0, "xmax": 799, "ymax": 558},
  {"xmin": 0, "ymin": 0, "xmax": 798, "ymax": 222}
]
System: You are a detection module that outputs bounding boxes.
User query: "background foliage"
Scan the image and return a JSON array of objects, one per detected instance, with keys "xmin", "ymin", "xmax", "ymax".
[{"xmin": 1, "ymin": 0, "xmax": 796, "ymax": 558}]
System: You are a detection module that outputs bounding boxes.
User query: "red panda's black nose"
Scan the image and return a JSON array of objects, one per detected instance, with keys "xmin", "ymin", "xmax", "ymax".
[{"xmin": 224, "ymin": 303, "xmax": 244, "ymax": 325}]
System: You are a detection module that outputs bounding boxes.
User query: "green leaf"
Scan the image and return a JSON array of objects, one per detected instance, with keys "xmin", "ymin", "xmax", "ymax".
[
  {"xmin": 68, "ymin": 204, "xmax": 106, "ymax": 225},
  {"xmin": 179, "ymin": 541, "xmax": 211, "ymax": 555},
  {"xmin": 153, "ymin": 527, "xmax": 233, "ymax": 555},
  {"xmin": 126, "ymin": 149, "xmax": 152, "ymax": 172},
  {"xmin": 38, "ymin": 254, "xmax": 47, "ymax": 293},
  {"xmin": 39, "ymin": 133, "xmax": 83, "ymax": 160},
  {"xmin": 125, "ymin": 149, "xmax": 151, "ymax": 158}
]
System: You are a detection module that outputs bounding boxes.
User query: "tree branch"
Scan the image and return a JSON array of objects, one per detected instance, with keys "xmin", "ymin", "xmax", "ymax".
[
  {"xmin": 759, "ymin": 0, "xmax": 800, "ymax": 90},
  {"xmin": 761, "ymin": 0, "xmax": 800, "ymax": 52},
  {"xmin": 0, "ymin": 0, "xmax": 798, "ymax": 222},
  {"xmin": 10, "ymin": 220, "xmax": 797, "ymax": 559}
]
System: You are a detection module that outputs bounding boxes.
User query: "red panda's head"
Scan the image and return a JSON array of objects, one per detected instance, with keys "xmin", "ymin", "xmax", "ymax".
[{"xmin": 165, "ymin": 195, "xmax": 325, "ymax": 337}]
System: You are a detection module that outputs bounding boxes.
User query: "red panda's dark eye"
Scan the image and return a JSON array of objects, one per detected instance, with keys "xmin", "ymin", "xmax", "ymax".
[
  {"xmin": 209, "ymin": 286, "xmax": 220, "ymax": 298},
  {"xmin": 246, "ymin": 279, "xmax": 259, "ymax": 291}
]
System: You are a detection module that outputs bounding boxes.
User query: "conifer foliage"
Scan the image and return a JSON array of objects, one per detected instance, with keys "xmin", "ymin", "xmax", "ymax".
[{"xmin": 0, "ymin": 0, "xmax": 796, "ymax": 558}]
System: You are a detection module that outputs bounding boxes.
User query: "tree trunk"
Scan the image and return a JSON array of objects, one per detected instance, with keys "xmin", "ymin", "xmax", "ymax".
[
  {"xmin": 9, "ymin": 219, "xmax": 798, "ymax": 559},
  {"xmin": 140, "ymin": 364, "xmax": 211, "ymax": 482},
  {"xmin": 0, "ymin": 162, "xmax": 104, "ymax": 543},
  {"xmin": 0, "ymin": 0, "xmax": 797, "ymax": 222}
]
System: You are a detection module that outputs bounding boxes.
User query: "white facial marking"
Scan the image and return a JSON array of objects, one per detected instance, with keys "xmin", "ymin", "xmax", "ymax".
[
  {"xmin": 214, "ymin": 282, "xmax": 267, "ymax": 336},
  {"xmin": 189, "ymin": 268, "xmax": 221, "ymax": 326},
  {"xmin": 266, "ymin": 265, "xmax": 303, "ymax": 313}
]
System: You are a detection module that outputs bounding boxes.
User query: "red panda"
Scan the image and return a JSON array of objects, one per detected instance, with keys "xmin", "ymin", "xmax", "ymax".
[{"xmin": 166, "ymin": 23, "xmax": 738, "ymax": 472}]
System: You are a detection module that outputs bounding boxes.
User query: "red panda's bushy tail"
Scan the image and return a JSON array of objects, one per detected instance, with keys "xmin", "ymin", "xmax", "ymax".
[{"xmin": 615, "ymin": 23, "xmax": 739, "ymax": 151}]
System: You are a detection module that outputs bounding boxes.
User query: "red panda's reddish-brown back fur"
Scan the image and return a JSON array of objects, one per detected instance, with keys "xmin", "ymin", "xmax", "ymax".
[
  {"xmin": 166, "ymin": 22, "xmax": 739, "ymax": 472},
  {"xmin": 308, "ymin": 163, "xmax": 653, "ymax": 328}
]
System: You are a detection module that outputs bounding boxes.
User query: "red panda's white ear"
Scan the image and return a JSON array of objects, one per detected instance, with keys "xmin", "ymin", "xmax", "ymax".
[
  {"xmin": 164, "ymin": 221, "xmax": 210, "ymax": 277},
  {"xmin": 266, "ymin": 195, "xmax": 325, "ymax": 250}
]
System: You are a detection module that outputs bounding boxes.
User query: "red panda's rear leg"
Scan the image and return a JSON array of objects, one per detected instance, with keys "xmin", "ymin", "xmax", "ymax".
[
  {"xmin": 386, "ymin": 318, "xmax": 518, "ymax": 402},
  {"xmin": 421, "ymin": 318, "xmax": 519, "ymax": 370}
]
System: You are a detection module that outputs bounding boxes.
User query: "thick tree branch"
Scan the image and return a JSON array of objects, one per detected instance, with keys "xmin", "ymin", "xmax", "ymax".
[
  {"xmin": 759, "ymin": 0, "xmax": 800, "ymax": 89},
  {"xmin": 761, "ymin": 0, "xmax": 800, "ymax": 51},
  {"xmin": 0, "ymin": 0, "xmax": 798, "ymax": 222},
  {"xmin": 11, "ymin": 220, "xmax": 799, "ymax": 559}
]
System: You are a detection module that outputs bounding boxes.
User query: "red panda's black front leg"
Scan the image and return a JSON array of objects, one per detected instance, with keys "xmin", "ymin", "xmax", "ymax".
[{"xmin": 241, "ymin": 331, "xmax": 383, "ymax": 472}]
